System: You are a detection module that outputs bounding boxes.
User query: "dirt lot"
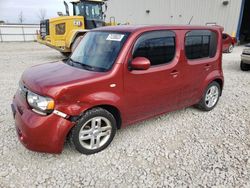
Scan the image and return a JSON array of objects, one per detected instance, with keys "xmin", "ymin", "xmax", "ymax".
[{"xmin": 0, "ymin": 42, "xmax": 249, "ymax": 187}]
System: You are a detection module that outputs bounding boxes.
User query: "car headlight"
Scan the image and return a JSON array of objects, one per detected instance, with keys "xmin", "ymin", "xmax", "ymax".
[{"xmin": 27, "ymin": 91, "xmax": 55, "ymax": 114}]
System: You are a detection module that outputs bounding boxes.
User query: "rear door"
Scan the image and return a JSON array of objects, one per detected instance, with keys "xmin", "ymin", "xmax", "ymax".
[
  {"xmin": 123, "ymin": 30, "xmax": 183, "ymax": 124},
  {"xmin": 179, "ymin": 30, "xmax": 219, "ymax": 107}
]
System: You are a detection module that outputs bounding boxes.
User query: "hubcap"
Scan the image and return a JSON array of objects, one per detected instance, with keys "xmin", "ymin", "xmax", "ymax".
[
  {"xmin": 79, "ymin": 117, "xmax": 112, "ymax": 150},
  {"xmin": 205, "ymin": 85, "xmax": 219, "ymax": 108}
]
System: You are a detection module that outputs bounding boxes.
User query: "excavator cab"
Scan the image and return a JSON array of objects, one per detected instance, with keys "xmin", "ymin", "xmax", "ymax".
[{"xmin": 71, "ymin": 0, "xmax": 107, "ymax": 29}]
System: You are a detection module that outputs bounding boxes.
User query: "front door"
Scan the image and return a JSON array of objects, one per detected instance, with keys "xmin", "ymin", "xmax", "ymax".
[{"xmin": 123, "ymin": 30, "xmax": 183, "ymax": 124}]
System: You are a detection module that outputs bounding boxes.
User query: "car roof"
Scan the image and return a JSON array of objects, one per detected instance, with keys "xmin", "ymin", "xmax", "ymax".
[{"xmin": 94, "ymin": 25, "xmax": 224, "ymax": 33}]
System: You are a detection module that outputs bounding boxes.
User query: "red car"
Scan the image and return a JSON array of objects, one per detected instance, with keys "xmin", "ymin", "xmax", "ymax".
[
  {"xmin": 222, "ymin": 33, "xmax": 237, "ymax": 53},
  {"xmin": 12, "ymin": 25, "xmax": 224, "ymax": 154}
]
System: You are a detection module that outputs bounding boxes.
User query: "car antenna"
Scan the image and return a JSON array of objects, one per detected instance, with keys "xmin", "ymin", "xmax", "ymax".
[{"xmin": 188, "ymin": 16, "xmax": 193, "ymax": 25}]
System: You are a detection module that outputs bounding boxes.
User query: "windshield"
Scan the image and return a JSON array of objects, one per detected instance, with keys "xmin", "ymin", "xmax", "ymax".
[
  {"xmin": 74, "ymin": 2, "xmax": 103, "ymax": 21},
  {"xmin": 70, "ymin": 31, "xmax": 129, "ymax": 72}
]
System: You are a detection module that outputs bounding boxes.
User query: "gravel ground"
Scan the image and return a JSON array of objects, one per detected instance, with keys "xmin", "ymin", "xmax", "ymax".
[{"xmin": 0, "ymin": 42, "xmax": 249, "ymax": 187}]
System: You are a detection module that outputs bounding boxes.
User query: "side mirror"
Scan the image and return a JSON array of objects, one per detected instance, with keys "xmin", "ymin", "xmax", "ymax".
[{"xmin": 130, "ymin": 57, "xmax": 151, "ymax": 70}]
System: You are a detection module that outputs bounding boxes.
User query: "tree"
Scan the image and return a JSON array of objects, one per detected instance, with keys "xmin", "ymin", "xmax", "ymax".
[
  {"xmin": 38, "ymin": 9, "xmax": 47, "ymax": 21},
  {"xmin": 18, "ymin": 11, "xmax": 25, "ymax": 24}
]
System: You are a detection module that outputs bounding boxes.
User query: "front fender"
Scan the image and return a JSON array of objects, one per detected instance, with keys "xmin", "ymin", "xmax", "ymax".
[{"xmin": 56, "ymin": 91, "xmax": 122, "ymax": 117}]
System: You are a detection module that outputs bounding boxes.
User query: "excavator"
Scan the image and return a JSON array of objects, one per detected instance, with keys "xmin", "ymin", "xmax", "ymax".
[{"xmin": 37, "ymin": 0, "xmax": 116, "ymax": 56}]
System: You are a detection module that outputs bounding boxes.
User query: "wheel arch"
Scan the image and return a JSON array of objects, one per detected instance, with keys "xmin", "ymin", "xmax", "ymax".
[
  {"xmin": 96, "ymin": 105, "xmax": 122, "ymax": 130},
  {"xmin": 69, "ymin": 104, "xmax": 122, "ymax": 130},
  {"xmin": 200, "ymin": 72, "xmax": 224, "ymax": 101},
  {"xmin": 65, "ymin": 104, "xmax": 122, "ymax": 145},
  {"xmin": 213, "ymin": 78, "xmax": 224, "ymax": 95}
]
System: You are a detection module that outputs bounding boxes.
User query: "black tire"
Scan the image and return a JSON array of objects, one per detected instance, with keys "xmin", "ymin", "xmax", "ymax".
[
  {"xmin": 69, "ymin": 108, "xmax": 117, "ymax": 155},
  {"xmin": 195, "ymin": 81, "xmax": 221, "ymax": 111},
  {"xmin": 60, "ymin": 52, "xmax": 71, "ymax": 57},
  {"xmin": 240, "ymin": 61, "xmax": 250, "ymax": 71},
  {"xmin": 227, "ymin": 44, "xmax": 234, "ymax": 53}
]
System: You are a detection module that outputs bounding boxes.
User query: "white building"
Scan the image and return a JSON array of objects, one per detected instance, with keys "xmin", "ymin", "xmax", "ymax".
[{"xmin": 106, "ymin": 0, "xmax": 250, "ymax": 43}]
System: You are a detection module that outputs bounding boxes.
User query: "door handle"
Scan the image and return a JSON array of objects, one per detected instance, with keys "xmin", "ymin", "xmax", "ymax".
[{"xmin": 170, "ymin": 70, "xmax": 179, "ymax": 78}]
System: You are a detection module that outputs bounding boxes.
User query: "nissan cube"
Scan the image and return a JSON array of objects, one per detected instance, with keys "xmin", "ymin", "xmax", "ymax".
[{"xmin": 12, "ymin": 25, "xmax": 224, "ymax": 154}]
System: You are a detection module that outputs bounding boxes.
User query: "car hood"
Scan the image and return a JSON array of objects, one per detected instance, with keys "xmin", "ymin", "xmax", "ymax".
[{"xmin": 21, "ymin": 61, "xmax": 103, "ymax": 96}]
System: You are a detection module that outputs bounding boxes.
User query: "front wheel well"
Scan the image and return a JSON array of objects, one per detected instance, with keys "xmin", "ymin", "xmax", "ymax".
[
  {"xmin": 69, "ymin": 105, "xmax": 122, "ymax": 130},
  {"xmin": 97, "ymin": 105, "xmax": 122, "ymax": 130},
  {"xmin": 66, "ymin": 105, "xmax": 122, "ymax": 142}
]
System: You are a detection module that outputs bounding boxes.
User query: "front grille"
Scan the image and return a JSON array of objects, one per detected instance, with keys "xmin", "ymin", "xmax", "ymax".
[{"xmin": 40, "ymin": 19, "xmax": 50, "ymax": 39}]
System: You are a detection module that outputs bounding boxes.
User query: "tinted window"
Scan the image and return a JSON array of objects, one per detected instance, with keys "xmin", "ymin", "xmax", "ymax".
[
  {"xmin": 133, "ymin": 31, "xmax": 175, "ymax": 66},
  {"xmin": 185, "ymin": 30, "xmax": 217, "ymax": 60}
]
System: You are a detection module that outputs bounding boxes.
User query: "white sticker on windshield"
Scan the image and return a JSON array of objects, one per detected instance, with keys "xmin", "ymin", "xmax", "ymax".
[{"xmin": 106, "ymin": 34, "xmax": 125, "ymax": 41}]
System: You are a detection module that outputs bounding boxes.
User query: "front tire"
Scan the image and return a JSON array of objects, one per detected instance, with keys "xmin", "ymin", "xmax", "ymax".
[
  {"xmin": 69, "ymin": 108, "xmax": 117, "ymax": 155},
  {"xmin": 240, "ymin": 61, "xmax": 250, "ymax": 71},
  {"xmin": 195, "ymin": 81, "xmax": 221, "ymax": 111}
]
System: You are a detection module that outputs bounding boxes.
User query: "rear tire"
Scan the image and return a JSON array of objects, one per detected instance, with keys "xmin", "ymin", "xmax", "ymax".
[
  {"xmin": 69, "ymin": 108, "xmax": 117, "ymax": 155},
  {"xmin": 195, "ymin": 81, "xmax": 221, "ymax": 111},
  {"xmin": 227, "ymin": 44, "xmax": 234, "ymax": 53},
  {"xmin": 60, "ymin": 52, "xmax": 71, "ymax": 57},
  {"xmin": 240, "ymin": 61, "xmax": 250, "ymax": 71}
]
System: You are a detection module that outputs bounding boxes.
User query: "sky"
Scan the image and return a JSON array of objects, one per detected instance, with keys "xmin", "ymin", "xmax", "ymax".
[{"xmin": 0, "ymin": 0, "xmax": 73, "ymax": 23}]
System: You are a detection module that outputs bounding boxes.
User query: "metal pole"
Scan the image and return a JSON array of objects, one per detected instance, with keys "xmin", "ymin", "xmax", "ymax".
[
  {"xmin": 0, "ymin": 27, "xmax": 3, "ymax": 42},
  {"xmin": 21, "ymin": 26, "xmax": 26, "ymax": 42}
]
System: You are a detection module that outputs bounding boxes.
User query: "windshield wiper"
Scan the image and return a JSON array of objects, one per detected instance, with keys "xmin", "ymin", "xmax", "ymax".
[
  {"xmin": 68, "ymin": 58, "xmax": 100, "ymax": 71},
  {"xmin": 67, "ymin": 58, "xmax": 81, "ymax": 66}
]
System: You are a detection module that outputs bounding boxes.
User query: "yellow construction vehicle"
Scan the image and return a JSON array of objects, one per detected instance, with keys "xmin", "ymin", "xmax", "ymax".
[{"xmin": 37, "ymin": 0, "xmax": 116, "ymax": 56}]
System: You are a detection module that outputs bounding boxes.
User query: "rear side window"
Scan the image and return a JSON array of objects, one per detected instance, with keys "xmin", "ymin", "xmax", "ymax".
[
  {"xmin": 185, "ymin": 30, "xmax": 217, "ymax": 60},
  {"xmin": 133, "ymin": 31, "xmax": 175, "ymax": 66}
]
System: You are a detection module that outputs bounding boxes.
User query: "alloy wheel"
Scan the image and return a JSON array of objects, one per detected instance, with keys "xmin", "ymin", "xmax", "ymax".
[
  {"xmin": 78, "ymin": 117, "xmax": 112, "ymax": 150},
  {"xmin": 205, "ymin": 85, "xmax": 219, "ymax": 108}
]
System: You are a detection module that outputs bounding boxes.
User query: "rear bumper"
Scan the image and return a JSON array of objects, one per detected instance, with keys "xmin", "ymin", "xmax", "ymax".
[
  {"xmin": 11, "ymin": 91, "xmax": 75, "ymax": 154},
  {"xmin": 241, "ymin": 54, "xmax": 250, "ymax": 64}
]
